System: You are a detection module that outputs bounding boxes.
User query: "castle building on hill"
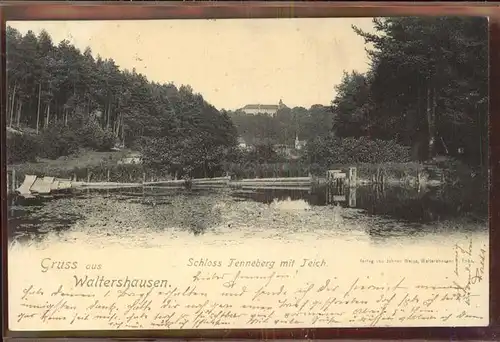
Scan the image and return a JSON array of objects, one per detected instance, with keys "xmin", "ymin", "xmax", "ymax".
[{"xmin": 240, "ymin": 99, "xmax": 285, "ymax": 116}]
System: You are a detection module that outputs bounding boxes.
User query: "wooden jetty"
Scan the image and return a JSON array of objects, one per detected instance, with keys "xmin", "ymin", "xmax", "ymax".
[
  {"xmin": 143, "ymin": 176, "xmax": 231, "ymax": 189},
  {"xmin": 230, "ymin": 176, "xmax": 313, "ymax": 190},
  {"xmin": 14, "ymin": 175, "xmax": 232, "ymax": 198},
  {"xmin": 13, "ymin": 168, "xmax": 359, "ymax": 202}
]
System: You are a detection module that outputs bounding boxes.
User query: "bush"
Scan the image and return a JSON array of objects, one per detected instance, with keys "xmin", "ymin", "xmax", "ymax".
[
  {"xmin": 304, "ymin": 135, "xmax": 411, "ymax": 166},
  {"xmin": 100, "ymin": 129, "xmax": 116, "ymax": 151},
  {"xmin": 29, "ymin": 117, "xmax": 117, "ymax": 162},
  {"xmin": 39, "ymin": 124, "xmax": 80, "ymax": 159},
  {"xmin": 77, "ymin": 119, "xmax": 116, "ymax": 151},
  {"xmin": 6, "ymin": 133, "xmax": 40, "ymax": 164}
]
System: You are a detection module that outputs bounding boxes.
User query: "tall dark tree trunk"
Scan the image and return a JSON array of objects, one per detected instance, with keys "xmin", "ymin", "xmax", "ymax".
[
  {"xmin": 432, "ymin": 86, "xmax": 437, "ymax": 155},
  {"xmin": 106, "ymin": 102, "xmax": 112, "ymax": 130},
  {"xmin": 413, "ymin": 84, "xmax": 422, "ymax": 161},
  {"xmin": 45, "ymin": 101, "xmax": 51, "ymax": 128},
  {"xmin": 9, "ymin": 83, "xmax": 17, "ymax": 127},
  {"xmin": 426, "ymin": 84, "xmax": 435, "ymax": 160},
  {"xmin": 8, "ymin": 93, "xmax": 13, "ymax": 127},
  {"xmin": 16, "ymin": 100, "xmax": 23, "ymax": 127},
  {"xmin": 478, "ymin": 103, "xmax": 483, "ymax": 169},
  {"xmin": 36, "ymin": 83, "xmax": 42, "ymax": 133},
  {"xmin": 114, "ymin": 114, "xmax": 120, "ymax": 136},
  {"xmin": 121, "ymin": 119, "xmax": 125, "ymax": 146},
  {"xmin": 9, "ymin": 95, "xmax": 16, "ymax": 127}
]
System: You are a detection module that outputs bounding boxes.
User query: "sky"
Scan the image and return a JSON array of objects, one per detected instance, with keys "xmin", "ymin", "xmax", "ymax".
[{"xmin": 8, "ymin": 18, "xmax": 375, "ymax": 110}]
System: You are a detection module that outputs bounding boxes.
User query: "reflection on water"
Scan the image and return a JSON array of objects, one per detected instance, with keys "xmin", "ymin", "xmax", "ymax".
[
  {"xmin": 7, "ymin": 183, "xmax": 488, "ymax": 245},
  {"xmin": 232, "ymin": 184, "xmax": 487, "ymax": 223}
]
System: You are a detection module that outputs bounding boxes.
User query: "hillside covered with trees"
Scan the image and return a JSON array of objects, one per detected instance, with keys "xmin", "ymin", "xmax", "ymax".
[{"xmin": 6, "ymin": 26, "xmax": 238, "ymax": 178}]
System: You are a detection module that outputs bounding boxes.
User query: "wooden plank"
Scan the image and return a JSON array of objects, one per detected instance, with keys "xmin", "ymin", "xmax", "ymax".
[
  {"xmin": 57, "ymin": 181, "xmax": 73, "ymax": 190},
  {"xmin": 30, "ymin": 178, "xmax": 51, "ymax": 194},
  {"xmin": 29, "ymin": 178, "xmax": 42, "ymax": 193},
  {"xmin": 16, "ymin": 175, "xmax": 37, "ymax": 196},
  {"xmin": 241, "ymin": 186, "xmax": 311, "ymax": 191},
  {"xmin": 43, "ymin": 176, "xmax": 55, "ymax": 184},
  {"xmin": 191, "ymin": 185, "xmax": 227, "ymax": 189},
  {"xmin": 333, "ymin": 173, "xmax": 346, "ymax": 179},
  {"xmin": 143, "ymin": 179, "xmax": 185, "ymax": 186},
  {"xmin": 231, "ymin": 181, "xmax": 311, "ymax": 188},
  {"xmin": 80, "ymin": 182, "xmax": 141, "ymax": 189},
  {"xmin": 332, "ymin": 195, "xmax": 346, "ymax": 202},
  {"xmin": 192, "ymin": 180, "xmax": 230, "ymax": 185},
  {"xmin": 34, "ymin": 177, "xmax": 53, "ymax": 194},
  {"xmin": 71, "ymin": 182, "xmax": 84, "ymax": 188},
  {"xmin": 327, "ymin": 170, "xmax": 342, "ymax": 178},
  {"xmin": 192, "ymin": 176, "xmax": 230, "ymax": 182},
  {"xmin": 50, "ymin": 180, "xmax": 60, "ymax": 191},
  {"xmin": 240, "ymin": 177, "xmax": 311, "ymax": 183}
]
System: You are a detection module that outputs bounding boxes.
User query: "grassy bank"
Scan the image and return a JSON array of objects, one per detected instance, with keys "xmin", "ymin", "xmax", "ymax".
[
  {"xmin": 8, "ymin": 149, "xmax": 131, "ymax": 173},
  {"xmin": 7, "ymin": 149, "xmax": 167, "ymax": 185}
]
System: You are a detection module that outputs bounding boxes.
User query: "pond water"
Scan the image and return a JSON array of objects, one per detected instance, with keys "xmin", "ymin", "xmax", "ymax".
[{"xmin": 7, "ymin": 183, "xmax": 488, "ymax": 248}]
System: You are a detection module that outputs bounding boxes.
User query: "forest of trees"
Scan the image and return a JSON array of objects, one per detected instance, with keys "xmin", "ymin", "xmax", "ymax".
[
  {"xmin": 6, "ymin": 16, "xmax": 488, "ymax": 179},
  {"xmin": 6, "ymin": 26, "xmax": 238, "ymax": 177},
  {"xmin": 329, "ymin": 16, "xmax": 488, "ymax": 168}
]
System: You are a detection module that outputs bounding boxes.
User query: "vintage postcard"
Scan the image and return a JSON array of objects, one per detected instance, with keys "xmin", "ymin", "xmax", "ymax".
[{"xmin": 5, "ymin": 17, "xmax": 489, "ymax": 331}]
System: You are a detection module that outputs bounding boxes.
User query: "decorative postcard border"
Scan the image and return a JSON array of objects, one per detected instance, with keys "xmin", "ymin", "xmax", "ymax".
[{"xmin": 1, "ymin": 2, "xmax": 498, "ymax": 340}]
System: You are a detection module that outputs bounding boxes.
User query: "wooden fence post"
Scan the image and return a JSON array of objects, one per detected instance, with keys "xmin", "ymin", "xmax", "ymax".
[
  {"xmin": 12, "ymin": 169, "xmax": 16, "ymax": 191},
  {"xmin": 349, "ymin": 186, "xmax": 357, "ymax": 208},
  {"xmin": 349, "ymin": 167, "xmax": 357, "ymax": 187},
  {"xmin": 86, "ymin": 169, "xmax": 90, "ymax": 195},
  {"xmin": 142, "ymin": 172, "xmax": 146, "ymax": 199}
]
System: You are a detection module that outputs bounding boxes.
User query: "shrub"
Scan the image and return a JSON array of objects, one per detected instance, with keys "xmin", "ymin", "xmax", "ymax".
[
  {"xmin": 304, "ymin": 135, "xmax": 411, "ymax": 166},
  {"xmin": 240, "ymin": 143, "xmax": 284, "ymax": 164},
  {"xmin": 39, "ymin": 123, "xmax": 80, "ymax": 159},
  {"xmin": 100, "ymin": 129, "xmax": 116, "ymax": 151},
  {"xmin": 77, "ymin": 119, "xmax": 115, "ymax": 151},
  {"xmin": 6, "ymin": 133, "xmax": 40, "ymax": 164}
]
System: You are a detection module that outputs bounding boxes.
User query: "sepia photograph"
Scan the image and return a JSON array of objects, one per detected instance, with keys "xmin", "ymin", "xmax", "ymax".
[{"xmin": 6, "ymin": 16, "xmax": 490, "ymax": 331}]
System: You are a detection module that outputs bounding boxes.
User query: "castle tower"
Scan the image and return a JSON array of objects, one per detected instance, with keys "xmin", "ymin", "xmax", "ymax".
[{"xmin": 278, "ymin": 99, "xmax": 284, "ymax": 109}]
